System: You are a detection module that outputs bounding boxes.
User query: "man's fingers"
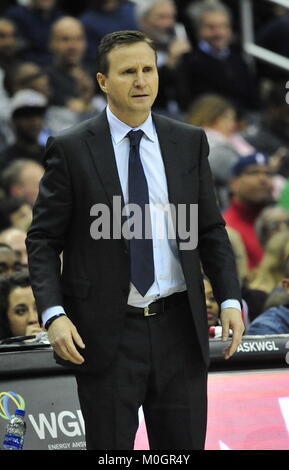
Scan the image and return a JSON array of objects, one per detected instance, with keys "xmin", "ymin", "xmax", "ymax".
[
  {"xmin": 222, "ymin": 321, "xmax": 229, "ymax": 342},
  {"xmin": 223, "ymin": 327, "xmax": 244, "ymax": 360},
  {"xmin": 220, "ymin": 308, "xmax": 245, "ymax": 359},
  {"xmin": 48, "ymin": 317, "xmax": 85, "ymax": 365},
  {"xmin": 71, "ymin": 326, "xmax": 86, "ymax": 350},
  {"xmin": 54, "ymin": 336, "xmax": 85, "ymax": 364},
  {"xmin": 63, "ymin": 338, "xmax": 85, "ymax": 364}
]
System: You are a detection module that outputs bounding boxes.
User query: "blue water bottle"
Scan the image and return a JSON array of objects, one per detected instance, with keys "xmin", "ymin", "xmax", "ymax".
[{"xmin": 3, "ymin": 409, "xmax": 26, "ymax": 450}]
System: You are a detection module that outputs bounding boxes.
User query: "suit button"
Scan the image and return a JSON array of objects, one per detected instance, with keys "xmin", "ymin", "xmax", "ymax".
[{"xmin": 124, "ymin": 248, "xmax": 128, "ymax": 255}]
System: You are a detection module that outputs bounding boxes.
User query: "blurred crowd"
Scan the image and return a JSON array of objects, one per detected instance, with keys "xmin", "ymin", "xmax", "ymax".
[{"xmin": 1, "ymin": 0, "xmax": 289, "ymax": 343}]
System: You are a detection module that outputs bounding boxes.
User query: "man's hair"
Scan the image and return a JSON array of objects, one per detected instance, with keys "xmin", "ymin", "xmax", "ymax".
[
  {"xmin": 0, "ymin": 270, "xmax": 31, "ymax": 340},
  {"xmin": 186, "ymin": 0, "xmax": 232, "ymax": 32},
  {"xmin": 135, "ymin": 0, "xmax": 175, "ymax": 22},
  {"xmin": 1, "ymin": 159, "xmax": 36, "ymax": 195},
  {"xmin": 97, "ymin": 30, "xmax": 157, "ymax": 75}
]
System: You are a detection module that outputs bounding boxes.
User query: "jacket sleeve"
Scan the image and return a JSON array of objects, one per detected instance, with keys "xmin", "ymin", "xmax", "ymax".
[
  {"xmin": 26, "ymin": 136, "xmax": 73, "ymax": 317},
  {"xmin": 197, "ymin": 129, "xmax": 242, "ymax": 305}
]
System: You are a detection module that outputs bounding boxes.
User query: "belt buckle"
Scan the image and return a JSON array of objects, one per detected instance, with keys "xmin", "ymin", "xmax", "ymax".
[{"xmin": 144, "ymin": 306, "xmax": 157, "ymax": 317}]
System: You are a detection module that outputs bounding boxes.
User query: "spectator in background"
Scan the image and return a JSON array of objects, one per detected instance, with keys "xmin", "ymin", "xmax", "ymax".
[
  {"xmin": 136, "ymin": 0, "xmax": 189, "ymax": 67},
  {"xmin": 0, "ymin": 270, "xmax": 43, "ymax": 340},
  {"xmin": 242, "ymin": 82, "xmax": 289, "ymax": 180},
  {"xmin": 46, "ymin": 65, "xmax": 105, "ymax": 134},
  {"xmin": 0, "ymin": 18, "xmax": 20, "ymax": 149},
  {"xmin": 0, "ymin": 18, "xmax": 19, "ymax": 108},
  {"xmin": 0, "ymin": 197, "xmax": 32, "ymax": 232},
  {"xmin": 177, "ymin": 0, "xmax": 260, "ymax": 115},
  {"xmin": 46, "ymin": 16, "xmax": 96, "ymax": 109},
  {"xmin": 6, "ymin": 61, "xmax": 53, "ymax": 142},
  {"xmin": 204, "ymin": 274, "xmax": 250, "ymax": 336},
  {"xmin": 246, "ymin": 257, "xmax": 289, "ymax": 335},
  {"xmin": 223, "ymin": 153, "xmax": 274, "ymax": 270},
  {"xmin": 4, "ymin": 60, "xmax": 99, "ymax": 137},
  {"xmin": 4, "ymin": 0, "xmax": 64, "ymax": 66},
  {"xmin": 187, "ymin": 94, "xmax": 255, "ymax": 208},
  {"xmin": 0, "ymin": 89, "xmax": 47, "ymax": 171},
  {"xmin": 249, "ymin": 231, "xmax": 289, "ymax": 295},
  {"xmin": 10, "ymin": 61, "xmax": 52, "ymax": 100},
  {"xmin": 0, "ymin": 243, "xmax": 22, "ymax": 280},
  {"xmin": 1, "ymin": 159, "xmax": 44, "ymax": 207},
  {"xmin": 0, "ymin": 228, "xmax": 28, "ymax": 267},
  {"xmin": 136, "ymin": 0, "xmax": 191, "ymax": 116},
  {"xmin": 80, "ymin": 0, "xmax": 138, "ymax": 67},
  {"xmin": 255, "ymin": 205, "xmax": 289, "ymax": 249}
]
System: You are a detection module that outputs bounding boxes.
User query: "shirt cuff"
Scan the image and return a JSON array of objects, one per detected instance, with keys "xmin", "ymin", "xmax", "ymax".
[
  {"xmin": 220, "ymin": 299, "xmax": 242, "ymax": 312},
  {"xmin": 42, "ymin": 306, "xmax": 66, "ymax": 327}
]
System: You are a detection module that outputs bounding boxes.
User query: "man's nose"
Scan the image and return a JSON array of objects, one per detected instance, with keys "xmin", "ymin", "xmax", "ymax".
[{"xmin": 134, "ymin": 72, "xmax": 146, "ymax": 87}]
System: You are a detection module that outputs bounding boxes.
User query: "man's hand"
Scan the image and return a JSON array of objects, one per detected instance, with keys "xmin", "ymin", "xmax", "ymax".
[
  {"xmin": 220, "ymin": 308, "xmax": 245, "ymax": 360},
  {"xmin": 47, "ymin": 316, "xmax": 86, "ymax": 365}
]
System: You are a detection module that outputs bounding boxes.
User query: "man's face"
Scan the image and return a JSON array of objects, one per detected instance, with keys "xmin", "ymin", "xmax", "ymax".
[
  {"xmin": 199, "ymin": 12, "xmax": 232, "ymax": 51},
  {"xmin": 230, "ymin": 165, "xmax": 273, "ymax": 205},
  {"xmin": 146, "ymin": 1, "xmax": 176, "ymax": 34},
  {"xmin": 13, "ymin": 111, "xmax": 44, "ymax": 143},
  {"xmin": 0, "ymin": 21, "xmax": 17, "ymax": 58},
  {"xmin": 97, "ymin": 42, "xmax": 159, "ymax": 125},
  {"xmin": 17, "ymin": 163, "xmax": 44, "ymax": 207},
  {"xmin": 2, "ymin": 231, "xmax": 28, "ymax": 266},
  {"xmin": 50, "ymin": 20, "xmax": 86, "ymax": 66},
  {"xmin": 0, "ymin": 248, "xmax": 20, "ymax": 279}
]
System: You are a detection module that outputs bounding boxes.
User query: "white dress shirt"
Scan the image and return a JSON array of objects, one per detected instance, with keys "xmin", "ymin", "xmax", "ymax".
[{"xmin": 42, "ymin": 106, "xmax": 241, "ymax": 326}]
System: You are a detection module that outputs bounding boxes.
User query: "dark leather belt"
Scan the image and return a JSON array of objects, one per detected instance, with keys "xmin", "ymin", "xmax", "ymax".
[{"xmin": 126, "ymin": 291, "xmax": 187, "ymax": 316}]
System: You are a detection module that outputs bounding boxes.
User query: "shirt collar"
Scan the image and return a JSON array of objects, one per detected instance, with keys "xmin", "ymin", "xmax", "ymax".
[
  {"xmin": 106, "ymin": 105, "xmax": 156, "ymax": 145},
  {"xmin": 198, "ymin": 40, "xmax": 230, "ymax": 59}
]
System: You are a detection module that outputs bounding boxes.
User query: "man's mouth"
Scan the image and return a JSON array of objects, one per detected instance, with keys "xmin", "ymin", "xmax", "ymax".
[{"xmin": 132, "ymin": 94, "xmax": 149, "ymax": 98}]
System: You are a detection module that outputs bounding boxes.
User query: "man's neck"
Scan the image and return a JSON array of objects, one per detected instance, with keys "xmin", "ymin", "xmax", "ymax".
[{"xmin": 108, "ymin": 105, "xmax": 150, "ymax": 128}]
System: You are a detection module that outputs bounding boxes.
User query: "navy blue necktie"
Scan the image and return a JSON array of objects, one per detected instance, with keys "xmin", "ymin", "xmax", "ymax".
[{"xmin": 127, "ymin": 130, "xmax": 154, "ymax": 296}]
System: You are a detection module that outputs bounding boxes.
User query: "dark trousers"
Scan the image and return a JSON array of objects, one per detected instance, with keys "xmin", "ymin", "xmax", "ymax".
[{"xmin": 75, "ymin": 294, "xmax": 208, "ymax": 450}]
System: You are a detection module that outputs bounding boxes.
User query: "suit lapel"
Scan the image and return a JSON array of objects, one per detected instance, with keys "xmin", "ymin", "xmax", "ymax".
[
  {"xmin": 152, "ymin": 113, "xmax": 186, "ymax": 206},
  {"xmin": 84, "ymin": 110, "xmax": 128, "ymax": 249}
]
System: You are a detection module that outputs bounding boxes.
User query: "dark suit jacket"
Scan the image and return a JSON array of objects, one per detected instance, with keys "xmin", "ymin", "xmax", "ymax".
[
  {"xmin": 26, "ymin": 110, "xmax": 242, "ymax": 374},
  {"xmin": 176, "ymin": 47, "xmax": 260, "ymax": 113}
]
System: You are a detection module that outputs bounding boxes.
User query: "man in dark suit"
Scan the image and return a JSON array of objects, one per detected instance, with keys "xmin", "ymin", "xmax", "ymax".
[
  {"xmin": 176, "ymin": 0, "xmax": 260, "ymax": 114},
  {"xmin": 26, "ymin": 30, "xmax": 244, "ymax": 450}
]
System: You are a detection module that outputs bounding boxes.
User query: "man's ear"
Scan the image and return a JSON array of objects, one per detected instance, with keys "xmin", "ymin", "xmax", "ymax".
[
  {"xmin": 281, "ymin": 278, "xmax": 289, "ymax": 292},
  {"xmin": 96, "ymin": 73, "xmax": 107, "ymax": 93}
]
